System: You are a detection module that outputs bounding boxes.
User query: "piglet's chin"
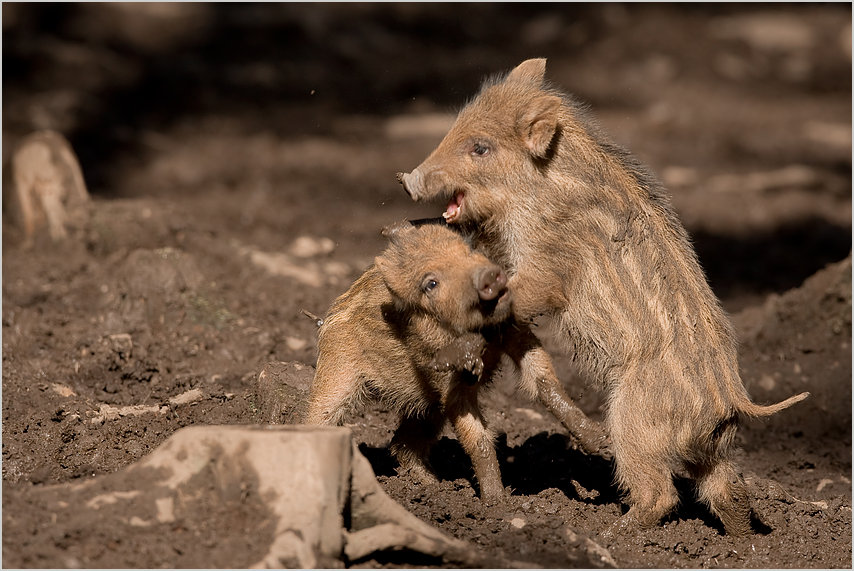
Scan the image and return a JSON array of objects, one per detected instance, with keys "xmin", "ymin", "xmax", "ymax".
[
  {"xmin": 484, "ymin": 290, "xmax": 513, "ymax": 323},
  {"xmin": 497, "ymin": 290, "xmax": 512, "ymax": 311}
]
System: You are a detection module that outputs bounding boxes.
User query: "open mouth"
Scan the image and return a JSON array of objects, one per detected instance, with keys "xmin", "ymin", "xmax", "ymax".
[
  {"xmin": 442, "ymin": 192, "xmax": 465, "ymax": 223},
  {"xmin": 479, "ymin": 288, "xmax": 512, "ymax": 321}
]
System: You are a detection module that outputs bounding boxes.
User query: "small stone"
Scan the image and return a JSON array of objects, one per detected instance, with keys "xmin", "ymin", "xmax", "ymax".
[
  {"xmin": 285, "ymin": 336, "xmax": 308, "ymax": 351},
  {"xmin": 51, "ymin": 383, "xmax": 76, "ymax": 398},
  {"xmin": 289, "ymin": 236, "xmax": 335, "ymax": 258}
]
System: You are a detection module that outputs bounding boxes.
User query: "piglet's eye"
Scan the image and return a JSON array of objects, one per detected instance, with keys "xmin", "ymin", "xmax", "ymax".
[
  {"xmin": 421, "ymin": 278, "xmax": 439, "ymax": 293},
  {"xmin": 471, "ymin": 143, "xmax": 490, "ymax": 157}
]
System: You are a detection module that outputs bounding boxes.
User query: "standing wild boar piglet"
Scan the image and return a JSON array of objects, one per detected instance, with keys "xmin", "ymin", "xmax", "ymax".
[
  {"xmin": 397, "ymin": 59, "xmax": 809, "ymax": 535},
  {"xmin": 305, "ymin": 220, "xmax": 608, "ymax": 504}
]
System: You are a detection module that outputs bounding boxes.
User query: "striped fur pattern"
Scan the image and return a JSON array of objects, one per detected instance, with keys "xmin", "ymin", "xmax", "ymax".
[
  {"xmin": 397, "ymin": 59, "xmax": 808, "ymax": 535},
  {"xmin": 306, "ymin": 222, "xmax": 525, "ymax": 504}
]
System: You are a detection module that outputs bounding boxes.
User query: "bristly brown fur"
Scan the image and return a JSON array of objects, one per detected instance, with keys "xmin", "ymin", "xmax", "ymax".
[
  {"xmin": 305, "ymin": 222, "xmax": 609, "ymax": 505},
  {"xmin": 397, "ymin": 58, "xmax": 808, "ymax": 536}
]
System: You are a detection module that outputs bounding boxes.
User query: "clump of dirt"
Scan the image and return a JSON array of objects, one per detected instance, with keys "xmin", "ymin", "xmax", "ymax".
[{"xmin": 736, "ymin": 254, "xmax": 852, "ymax": 444}]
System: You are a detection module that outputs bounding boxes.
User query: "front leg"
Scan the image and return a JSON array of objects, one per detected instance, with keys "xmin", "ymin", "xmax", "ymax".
[
  {"xmin": 430, "ymin": 332, "xmax": 486, "ymax": 378},
  {"xmin": 505, "ymin": 326, "xmax": 612, "ymax": 460},
  {"xmin": 505, "ymin": 271, "xmax": 564, "ymax": 324},
  {"xmin": 443, "ymin": 384, "xmax": 503, "ymax": 505}
]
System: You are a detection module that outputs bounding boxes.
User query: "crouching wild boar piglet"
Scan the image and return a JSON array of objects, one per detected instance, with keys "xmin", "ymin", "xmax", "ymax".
[
  {"xmin": 397, "ymin": 59, "xmax": 809, "ymax": 535},
  {"xmin": 305, "ymin": 220, "xmax": 608, "ymax": 504}
]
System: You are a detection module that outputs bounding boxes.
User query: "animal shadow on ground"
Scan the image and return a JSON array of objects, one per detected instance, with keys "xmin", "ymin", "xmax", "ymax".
[
  {"xmin": 359, "ymin": 432, "xmax": 619, "ymax": 504},
  {"xmin": 360, "ymin": 433, "xmax": 774, "ymax": 535},
  {"xmin": 663, "ymin": 477, "xmax": 774, "ymax": 536}
]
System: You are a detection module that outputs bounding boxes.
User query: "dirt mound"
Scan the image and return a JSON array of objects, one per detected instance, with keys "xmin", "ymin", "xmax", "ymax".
[{"xmin": 736, "ymin": 254, "xmax": 852, "ymax": 443}]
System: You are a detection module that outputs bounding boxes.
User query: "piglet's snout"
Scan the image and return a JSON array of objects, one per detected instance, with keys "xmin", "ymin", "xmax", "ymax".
[
  {"xmin": 396, "ymin": 169, "xmax": 422, "ymax": 199},
  {"xmin": 475, "ymin": 265, "xmax": 507, "ymax": 301}
]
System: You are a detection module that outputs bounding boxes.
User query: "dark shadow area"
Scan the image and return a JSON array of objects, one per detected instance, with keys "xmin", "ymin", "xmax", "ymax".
[
  {"xmin": 5, "ymin": 4, "xmax": 848, "ymax": 302},
  {"xmin": 693, "ymin": 219, "xmax": 852, "ymax": 304},
  {"xmin": 360, "ymin": 431, "xmax": 619, "ymax": 505},
  {"xmin": 8, "ymin": 4, "xmax": 843, "ymax": 197},
  {"xmin": 750, "ymin": 512, "xmax": 775, "ymax": 536},
  {"xmin": 497, "ymin": 433, "xmax": 619, "ymax": 505},
  {"xmin": 362, "ymin": 434, "xmax": 778, "ymax": 536},
  {"xmin": 2, "ymin": 3, "xmax": 603, "ymax": 194},
  {"xmin": 667, "ymin": 477, "xmax": 727, "ymax": 534},
  {"xmin": 357, "ymin": 442, "xmax": 399, "ymax": 479},
  {"xmin": 666, "ymin": 477, "xmax": 774, "ymax": 535},
  {"xmin": 349, "ymin": 549, "xmax": 443, "ymax": 568}
]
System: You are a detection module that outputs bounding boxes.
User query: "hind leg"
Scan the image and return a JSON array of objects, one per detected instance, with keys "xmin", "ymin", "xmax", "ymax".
[
  {"xmin": 389, "ymin": 406, "xmax": 445, "ymax": 483},
  {"xmin": 606, "ymin": 399, "xmax": 679, "ymax": 535},
  {"xmin": 609, "ymin": 451, "xmax": 679, "ymax": 534},
  {"xmin": 695, "ymin": 460, "xmax": 753, "ymax": 536}
]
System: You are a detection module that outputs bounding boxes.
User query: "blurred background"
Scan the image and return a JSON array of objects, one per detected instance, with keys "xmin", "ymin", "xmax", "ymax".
[{"xmin": 3, "ymin": 4, "xmax": 850, "ymax": 305}]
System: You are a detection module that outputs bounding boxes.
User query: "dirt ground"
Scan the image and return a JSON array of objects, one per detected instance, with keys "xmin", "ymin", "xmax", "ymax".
[{"xmin": 2, "ymin": 3, "xmax": 852, "ymax": 568}]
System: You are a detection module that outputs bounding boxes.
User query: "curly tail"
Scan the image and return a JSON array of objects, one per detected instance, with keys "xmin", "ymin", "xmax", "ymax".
[{"xmin": 738, "ymin": 391, "xmax": 810, "ymax": 418}]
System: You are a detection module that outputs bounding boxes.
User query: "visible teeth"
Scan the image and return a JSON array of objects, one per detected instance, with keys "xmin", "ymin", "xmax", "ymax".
[{"xmin": 442, "ymin": 211, "xmax": 451, "ymax": 220}]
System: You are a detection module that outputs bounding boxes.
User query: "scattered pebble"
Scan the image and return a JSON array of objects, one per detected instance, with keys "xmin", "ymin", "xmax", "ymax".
[
  {"xmin": 758, "ymin": 374, "xmax": 776, "ymax": 391},
  {"xmin": 169, "ymin": 388, "xmax": 205, "ymax": 406},
  {"xmin": 709, "ymin": 12, "xmax": 814, "ymax": 52},
  {"xmin": 289, "ymin": 235, "xmax": 335, "ymax": 258},
  {"xmin": 803, "ymin": 121, "xmax": 852, "ymax": 150},
  {"xmin": 51, "ymin": 383, "xmax": 76, "ymax": 398},
  {"xmin": 513, "ymin": 407, "xmax": 544, "ymax": 421},
  {"xmin": 286, "ymin": 336, "xmax": 308, "ymax": 351},
  {"xmin": 816, "ymin": 478, "xmax": 834, "ymax": 492},
  {"xmin": 706, "ymin": 165, "xmax": 823, "ymax": 194},
  {"xmin": 661, "ymin": 166, "xmax": 699, "ymax": 189}
]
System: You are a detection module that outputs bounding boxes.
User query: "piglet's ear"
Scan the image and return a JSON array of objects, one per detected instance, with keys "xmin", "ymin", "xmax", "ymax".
[
  {"xmin": 506, "ymin": 58, "xmax": 547, "ymax": 85},
  {"xmin": 518, "ymin": 95, "xmax": 561, "ymax": 158},
  {"xmin": 374, "ymin": 255, "xmax": 390, "ymax": 279},
  {"xmin": 374, "ymin": 255, "xmax": 396, "ymax": 290},
  {"xmin": 374, "ymin": 255, "xmax": 408, "ymax": 306},
  {"xmin": 381, "ymin": 220, "xmax": 414, "ymax": 243}
]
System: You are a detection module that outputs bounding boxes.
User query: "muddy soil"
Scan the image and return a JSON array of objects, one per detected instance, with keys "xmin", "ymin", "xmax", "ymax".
[{"xmin": 2, "ymin": 4, "xmax": 851, "ymax": 568}]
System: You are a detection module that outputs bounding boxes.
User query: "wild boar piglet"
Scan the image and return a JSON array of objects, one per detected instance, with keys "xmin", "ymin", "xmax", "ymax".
[
  {"xmin": 398, "ymin": 59, "xmax": 808, "ymax": 535},
  {"xmin": 305, "ymin": 220, "xmax": 608, "ymax": 504}
]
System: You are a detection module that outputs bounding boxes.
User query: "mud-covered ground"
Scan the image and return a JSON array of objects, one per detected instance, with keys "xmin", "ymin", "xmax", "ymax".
[{"xmin": 2, "ymin": 4, "xmax": 852, "ymax": 568}]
